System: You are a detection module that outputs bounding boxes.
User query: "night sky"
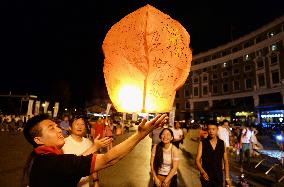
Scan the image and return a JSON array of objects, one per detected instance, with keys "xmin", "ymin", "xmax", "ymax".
[{"xmin": 1, "ymin": 0, "xmax": 284, "ymax": 107}]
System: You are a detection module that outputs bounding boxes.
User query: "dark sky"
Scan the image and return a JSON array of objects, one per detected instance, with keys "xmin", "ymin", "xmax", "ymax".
[{"xmin": 1, "ymin": 0, "xmax": 284, "ymax": 107}]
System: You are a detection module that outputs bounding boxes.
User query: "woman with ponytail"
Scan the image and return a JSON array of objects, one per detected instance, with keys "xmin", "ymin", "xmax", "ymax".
[{"xmin": 150, "ymin": 128, "xmax": 179, "ymax": 187}]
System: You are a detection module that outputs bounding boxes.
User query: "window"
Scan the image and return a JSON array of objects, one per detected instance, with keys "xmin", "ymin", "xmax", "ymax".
[
  {"xmin": 233, "ymin": 58, "xmax": 239, "ymax": 64},
  {"xmin": 245, "ymin": 79, "xmax": 252, "ymax": 89},
  {"xmin": 193, "ymin": 87, "xmax": 199, "ymax": 97},
  {"xmin": 193, "ymin": 77, "xmax": 199, "ymax": 84},
  {"xmin": 244, "ymin": 65, "xmax": 251, "ymax": 72},
  {"xmin": 258, "ymin": 74, "xmax": 266, "ymax": 88},
  {"xmin": 175, "ymin": 91, "xmax": 179, "ymax": 98},
  {"xmin": 203, "ymin": 86, "xmax": 208, "ymax": 96},
  {"xmin": 176, "ymin": 103, "xmax": 180, "ymax": 110},
  {"xmin": 272, "ymin": 71, "xmax": 280, "ymax": 84},
  {"xmin": 213, "ymin": 65, "xmax": 218, "ymax": 69},
  {"xmin": 233, "ymin": 81, "xmax": 240, "ymax": 91},
  {"xmin": 257, "ymin": 60, "xmax": 264, "ymax": 69},
  {"xmin": 213, "ymin": 85, "xmax": 218, "ymax": 94},
  {"xmin": 271, "ymin": 44, "xmax": 278, "ymax": 51},
  {"xmin": 222, "ymin": 71, "xmax": 228, "ymax": 77},
  {"xmin": 270, "ymin": 54, "xmax": 278, "ymax": 65},
  {"xmin": 268, "ymin": 31, "xmax": 275, "ymax": 38},
  {"xmin": 244, "ymin": 54, "xmax": 250, "ymax": 61},
  {"xmin": 203, "ymin": 68, "xmax": 208, "ymax": 72},
  {"xmin": 203, "ymin": 75, "xmax": 208, "ymax": 82},
  {"xmin": 212, "ymin": 73, "xmax": 218, "ymax": 80},
  {"xmin": 233, "ymin": 69, "xmax": 240, "ymax": 75},
  {"xmin": 185, "ymin": 102, "xmax": 190, "ymax": 109},
  {"xmin": 223, "ymin": 83, "xmax": 229, "ymax": 93},
  {"xmin": 184, "ymin": 84, "xmax": 190, "ymax": 97}
]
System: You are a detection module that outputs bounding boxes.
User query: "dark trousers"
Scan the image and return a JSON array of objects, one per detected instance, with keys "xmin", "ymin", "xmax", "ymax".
[
  {"xmin": 172, "ymin": 141, "xmax": 181, "ymax": 149},
  {"xmin": 201, "ymin": 176, "xmax": 223, "ymax": 187}
]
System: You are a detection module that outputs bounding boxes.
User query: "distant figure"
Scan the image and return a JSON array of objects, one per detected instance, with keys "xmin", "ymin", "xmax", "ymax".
[
  {"xmin": 240, "ymin": 125, "xmax": 253, "ymax": 165},
  {"xmin": 149, "ymin": 126, "xmax": 163, "ymax": 149},
  {"xmin": 218, "ymin": 120, "xmax": 231, "ymax": 151},
  {"xmin": 171, "ymin": 122, "xmax": 184, "ymax": 148},
  {"xmin": 59, "ymin": 115, "xmax": 70, "ymax": 137}
]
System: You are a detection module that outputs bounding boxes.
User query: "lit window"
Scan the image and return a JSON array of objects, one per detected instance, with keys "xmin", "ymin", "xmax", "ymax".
[
  {"xmin": 271, "ymin": 44, "xmax": 278, "ymax": 51},
  {"xmin": 223, "ymin": 62, "xmax": 227, "ymax": 67},
  {"xmin": 244, "ymin": 54, "xmax": 249, "ymax": 61}
]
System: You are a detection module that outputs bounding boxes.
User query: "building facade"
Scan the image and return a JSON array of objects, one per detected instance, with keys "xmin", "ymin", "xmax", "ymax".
[{"xmin": 175, "ymin": 16, "xmax": 284, "ymax": 125}]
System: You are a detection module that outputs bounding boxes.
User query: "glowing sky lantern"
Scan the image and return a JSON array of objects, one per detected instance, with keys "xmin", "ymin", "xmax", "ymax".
[{"xmin": 103, "ymin": 4, "xmax": 192, "ymax": 113}]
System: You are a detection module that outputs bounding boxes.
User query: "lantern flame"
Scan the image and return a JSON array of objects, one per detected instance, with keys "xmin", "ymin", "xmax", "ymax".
[{"xmin": 118, "ymin": 85, "xmax": 143, "ymax": 112}]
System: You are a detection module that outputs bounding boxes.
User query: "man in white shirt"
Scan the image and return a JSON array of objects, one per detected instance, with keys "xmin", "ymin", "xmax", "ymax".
[
  {"xmin": 62, "ymin": 116, "xmax": 112, "ymax": 187},
  {"xmin": 240, "ymin": 126, "xmax": 253, "ymax": 165},
  {"xmin": 218, "ymin": 120, "xmax": 231, "ymax": 151}
]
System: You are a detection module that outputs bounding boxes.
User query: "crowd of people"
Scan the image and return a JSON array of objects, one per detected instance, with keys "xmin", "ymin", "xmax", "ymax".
[
  {"xmin": 0, "ymin": 114, "xmax": 28, "ymax": 132},
  {"xmin": 2, "ymin": 112, "xmax": 272, "ymax": 187}
]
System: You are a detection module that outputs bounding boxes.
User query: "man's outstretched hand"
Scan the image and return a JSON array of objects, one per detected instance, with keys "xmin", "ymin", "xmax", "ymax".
[
  {"xmin": 94, "ymin": 135, "xmax": 112, "ymax": 149},
  {"xmin": 138, "ymin": 114, "xmax": 168, "ymax": 138}
]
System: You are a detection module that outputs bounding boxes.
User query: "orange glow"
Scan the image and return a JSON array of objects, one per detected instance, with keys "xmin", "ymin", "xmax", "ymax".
[{"xmin": 103, "ymin": 4, "xmax": 192, "ymax": 113}]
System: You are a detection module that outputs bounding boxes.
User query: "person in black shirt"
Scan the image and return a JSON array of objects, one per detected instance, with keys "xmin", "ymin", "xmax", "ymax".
[
  {"xmin": 196, "ymin": 120, "xmax": 232, "ymax": 187},
  {"xmin": 22, "ymin": 114, "xmax": 168, "ymax": 187}
]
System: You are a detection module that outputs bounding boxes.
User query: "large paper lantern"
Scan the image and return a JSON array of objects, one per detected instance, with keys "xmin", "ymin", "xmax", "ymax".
[{"xmin": 103, "ymin": 4, "xmax": 192, "ymax": 113}]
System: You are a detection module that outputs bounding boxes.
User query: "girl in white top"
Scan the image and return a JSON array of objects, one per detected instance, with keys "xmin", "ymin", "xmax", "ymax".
[{"xmin": 151, "ymin": 128, "xmax": 179, "ymax": 187}]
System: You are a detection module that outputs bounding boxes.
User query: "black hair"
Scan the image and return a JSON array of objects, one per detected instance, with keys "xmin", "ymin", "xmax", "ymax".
[
  {"xmin": 22, "ymin": 114, "xmax": 49, "ymax": 187},
  {"xmin": 23, "ymin": 114, "xmax": 49, "ymax": 148},
  {"xmin": 223, "ymin": 119, "xmax": 229, "ymax": 124},
  {"xmin": 153, "ymin": 128, "xmax": 174, "ymax": 174},
  {"xmin": 205, "ymin": 120, "xmax": 219, "ymax": 127}
]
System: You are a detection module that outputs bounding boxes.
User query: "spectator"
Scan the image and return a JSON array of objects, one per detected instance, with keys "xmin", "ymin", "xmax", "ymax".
[
  {"xmin": 62, "ymin": 116, "xmax": 112, "ymax": 187},
  {"xmin": 59, "ymin": 115, "xmax": 70, "ymax": 137},
  {"xmin": 151, "ymin": 128, "xmax": 179, "ymax": 187},
  {"xmin": 196, "ymin": 120, "xmax": 232, "ymax": 187},
  {"xmin": 218, "ymin": 120, "xmax": 231, "ymax": 152},
  {"xmin": 171, "ymin": 122, "xmax": 184, "ymax": 149},
  {"xmin": 240, "ymin": 125, "xmax": 253, "ymax": 165}
]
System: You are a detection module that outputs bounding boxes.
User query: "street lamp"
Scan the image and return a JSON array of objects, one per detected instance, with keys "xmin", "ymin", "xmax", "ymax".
[
  {"xmin": 65, "ymin": 108, "xmax": 67, "ymax": 111},
  {"xmin": 74, "ymin": 109, "xmax": 77, "ymax": 112}
]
